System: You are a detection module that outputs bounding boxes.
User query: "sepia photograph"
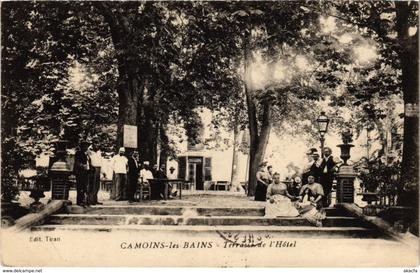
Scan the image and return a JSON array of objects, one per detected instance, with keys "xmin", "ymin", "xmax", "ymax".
[{"xmin": 0, "ymin": 0, "xmax": 419, "ymax": 269}]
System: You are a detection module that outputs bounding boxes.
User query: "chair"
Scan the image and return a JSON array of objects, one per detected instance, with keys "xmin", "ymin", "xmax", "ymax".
[
  {"xmin": 240, "ymin": 181, "xmax": 248, "ymax": 194},
  {"xmin": 101, "ymin": 180, "xmax": 113, "ymax": 191},
  {"xmin": 207, "ymin": 181, "xmax": 216, "ymax": 191},
  {"xmin": 135, "ymin": 181, "xmax": 151, "ymax": 201},
  {"xmin": 100, "ymin": 180, "xmax": 113, "ymax": 192},
  {"xmin": 215, "ymin": 181, "xmax": 229, "ymax": 191},
  {"xmin": 183, "ymin": 180, "xmax": 194, "ymax": 190}
]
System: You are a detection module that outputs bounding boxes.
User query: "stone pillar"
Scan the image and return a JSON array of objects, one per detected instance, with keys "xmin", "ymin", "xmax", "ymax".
[
  {"xmin": 49, "ymin": 140, "xmax": 71, "ymax": 200},
  {"xmin": 336, "ymin": 128, "xmax": 356, "ymax": 204},
  {"xmin": 336, "ymin": 165, "xmax": 356, "ymax": 203}
]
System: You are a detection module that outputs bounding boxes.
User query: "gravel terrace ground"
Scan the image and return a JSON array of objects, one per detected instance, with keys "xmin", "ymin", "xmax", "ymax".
[
  {"xmin": 16, "ymin": 189, "xmax": 266, "ymax": 208},
  {"xmin": 16, "ymin": 188, "xmax": 367, "ymax": 208}
]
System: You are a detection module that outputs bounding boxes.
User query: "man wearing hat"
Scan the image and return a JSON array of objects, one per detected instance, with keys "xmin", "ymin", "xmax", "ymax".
[
  {"xmin": 319, "ymin": 147, "xmax": 341, "ymax": 207},
  {"xmin": 140, "ymin": 161, "xmax": 154, "ymax": 183},
  {"xmin": 88, "ymin": 141, "xmax": 103, "ymax": 205},
  {"xmin": 112, "ymin": 147, "xmax": 129, "ymax": 201},
  {"xmin": 74, "ymin": 140, "xmax": 93, "ymax": 207},
  {"xmin": 309, "ymin": 151, "xmax": 322, "ymax": 182},
  {"xmin": 127, "ymin": 150, "xmax": 140, "ymax": 203},
  {"xmin": 302, "ymin": 148, "xmax": 322, "ymax": 185}
]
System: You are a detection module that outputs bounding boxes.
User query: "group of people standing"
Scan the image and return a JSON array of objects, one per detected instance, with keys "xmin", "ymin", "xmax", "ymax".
[
  {"xmin": 302, "ymin": 147, "xmax": 340, "ymax": 207},
  {"xmin": 73, "ymin": 141, "xmax": 103, "ymax": 207},
  {"xmin": 74, "ymin": 140, "xmax": 177, "ymax": 207},
  {"xmin": 109, "ymin": 147, "xmax": 177, "ymax": 202},
  {"xmin": 254, "ymin": 147, "xmax": 340, "ymax": 227}
]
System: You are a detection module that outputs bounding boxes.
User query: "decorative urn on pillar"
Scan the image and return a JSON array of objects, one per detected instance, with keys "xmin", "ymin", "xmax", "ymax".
[
  {"xmin": 28, "ymin": 167, "xmax": 50, "ymax": 212},
  {"xmin": 49, "ymin": 140, "xmax": 72, "ymax": 200},
  {"xmin": 336, "ymin": 129, "xmax": 357, "ymax": 204}
]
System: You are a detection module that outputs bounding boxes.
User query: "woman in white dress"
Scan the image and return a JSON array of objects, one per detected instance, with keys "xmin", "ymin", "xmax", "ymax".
[{"xmin": 265, "ymin": 173, "xmax": 299, "ymax": 217}]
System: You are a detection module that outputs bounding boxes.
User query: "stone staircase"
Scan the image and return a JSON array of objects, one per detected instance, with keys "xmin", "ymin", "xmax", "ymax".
[{"xmin": 31, "ymin": 204, "xmax": 386, "ymax": 238}]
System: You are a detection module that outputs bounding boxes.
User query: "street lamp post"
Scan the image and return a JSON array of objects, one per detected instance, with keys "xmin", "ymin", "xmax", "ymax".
[
  {"xmin": 320, "ymin": 135, "xmax": 325, "ymax": 158},
  {"xmin": 316, "ymin": 111, "xmax": 330, "ymax": 157}
]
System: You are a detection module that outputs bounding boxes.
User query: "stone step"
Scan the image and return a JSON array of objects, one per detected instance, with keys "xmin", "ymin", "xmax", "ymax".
[
  {"xmin": 31, "ymin": 224, "xmax": 382, "ymax": 238},
  {"xmin": 66, "ymin": 205, "xmax": 349, "ymax": 217},
  {"xmin": 47, "ymin": 214, "xmax": 366, "ymax": 227}
]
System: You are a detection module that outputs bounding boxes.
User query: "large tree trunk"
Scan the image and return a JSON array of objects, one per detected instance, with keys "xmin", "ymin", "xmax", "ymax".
[
  {"xmin": 99, "ymin": 5, "xmax": 145, "ymax": 152},
  {"xmin": 395, "ymin": 2, "xmax": 419, "ymax": 211},
  {"xmin": 159, "ymin": 123, "xmax": 169, "ymax": 168},
  {"xmin": 115, "ymin": 75, "xmax": 141, "ymax": 150},
  {"xmin": 243, "ymin": 30, "xmax": 256, "ymax": 196},
  {"xmin": 138, "ymin": 103, "xmax": 159, "ymax": 164},
  {"xmin": 245, "ymin": 90, "xmax": 258, "ymax": 196},
  {"xmin": 243, "ymin": 29, "xmax": 272, "ymax": 196},
  {"xmin": 230, "ymin": 125, "xmax": 243, "ymax": 191},
  {"xmin": 246, "ymin": 99, "xmax": 272, "ymax": 197}
]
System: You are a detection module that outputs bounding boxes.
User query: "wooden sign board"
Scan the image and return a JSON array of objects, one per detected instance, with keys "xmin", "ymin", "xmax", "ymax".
[{"xmin": 123, "ymin": 125, "xmax": 137, "ymax": 148}]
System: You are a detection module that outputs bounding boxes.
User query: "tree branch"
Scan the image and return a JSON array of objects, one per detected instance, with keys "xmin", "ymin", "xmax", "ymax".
[{"xmin": 307, "ymin": 3, "xmax": 398, "ymax": 47}]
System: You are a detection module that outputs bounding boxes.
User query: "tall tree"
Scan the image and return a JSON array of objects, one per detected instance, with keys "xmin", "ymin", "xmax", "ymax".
[
  {"xmin": 322, "ymin": 1, "xmax": 418, "ymax": 207},
  {"xmin": 206, "ymin": 2, "xmax": 324, "ymax": 196},
  {"xmin": 1, "ymin": 1, "xmax": 114, "ymax": 200}
]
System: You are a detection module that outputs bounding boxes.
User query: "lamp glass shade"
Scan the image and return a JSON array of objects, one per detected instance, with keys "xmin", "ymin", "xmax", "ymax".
[{"xmin": 317, "ymin": 112, "xmax": 329, "ymax": 134}]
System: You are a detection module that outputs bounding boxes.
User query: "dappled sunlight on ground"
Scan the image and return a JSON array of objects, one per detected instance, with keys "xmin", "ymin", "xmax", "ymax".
[
  {"xmin": 17, "ymin": 189, "xmax": 266, "ymax": 208},
  {"xmin": 17, "ymin": 188, "xmax": 368, "ymax": 208}
]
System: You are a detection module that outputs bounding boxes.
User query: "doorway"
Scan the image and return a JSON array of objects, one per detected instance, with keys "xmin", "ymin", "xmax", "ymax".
[{"xmin": 188, "ymin": 157, "xmax": 204, "ymax": 190}]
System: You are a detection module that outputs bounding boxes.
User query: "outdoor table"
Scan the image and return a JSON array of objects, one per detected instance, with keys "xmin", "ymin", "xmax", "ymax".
[
  {"xmin": 183, "ymin": 180, "xmax": 194, "ymax": 190},
  {"xmin": 215, "ymin": 181, "xmax": 229, "ymax": 191},
  {"xmin": 148, "ymin": 179, "xmax": 184, "ymax": 200}
]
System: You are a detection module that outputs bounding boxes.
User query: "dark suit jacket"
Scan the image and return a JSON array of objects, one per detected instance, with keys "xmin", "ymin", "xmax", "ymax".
[
  {"xmin": 320, "ymin": 156, "xmax": 337, "ymax": 174},
  {"xmin": 128, "ymin": 157, "xmax": 140, "ymax": 183},
  {"xmin": 309, "ymin": 161, "xmax": 321, "ymax": 180},
  {"xmin": 156, "ymin": 169, "xmax": 167, "ymax": 179},
  {"xmin": 74, "ymin": 151, "xmax": 92, "ymax": 175}
]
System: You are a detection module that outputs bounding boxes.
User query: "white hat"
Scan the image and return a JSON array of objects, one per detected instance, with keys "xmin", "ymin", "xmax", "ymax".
[
  {"xmin": 144, "ymin": 161, "xmax": 150, "ymax": 165},
  {"xmin": 119, "ymin": 147, "xmax": 125, "ymax": 153}
]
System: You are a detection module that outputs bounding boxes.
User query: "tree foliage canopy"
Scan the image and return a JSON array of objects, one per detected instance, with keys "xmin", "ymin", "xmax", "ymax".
[{"xmin": 1, "ymin": 1, "xmax": 417, "ymax": 202}]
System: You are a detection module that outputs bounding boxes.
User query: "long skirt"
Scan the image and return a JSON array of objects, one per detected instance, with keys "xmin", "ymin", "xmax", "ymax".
[
  {"xmin": 76, "ymin": 172, "xmax": 89, "ymax": 205},
  {"xmin": 265, "ymin": 195, "xmax": 299, "ymax": 217},
  {"xmin": 295, "ymin": 201, "xmax": 326, "ymax": 226},
  {"xmin": 254, "ymin": 181, "xmax": 268, "ymax": 201}
]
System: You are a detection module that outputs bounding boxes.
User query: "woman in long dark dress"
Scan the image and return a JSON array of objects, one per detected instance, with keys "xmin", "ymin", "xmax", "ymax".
[
  {"xmin": 254, "ymin": 164, "xmax": 270, "ymax": 201},
  {"xmin": 295, "ymin": 175, "xmax": 326, "ymax": 226}
]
